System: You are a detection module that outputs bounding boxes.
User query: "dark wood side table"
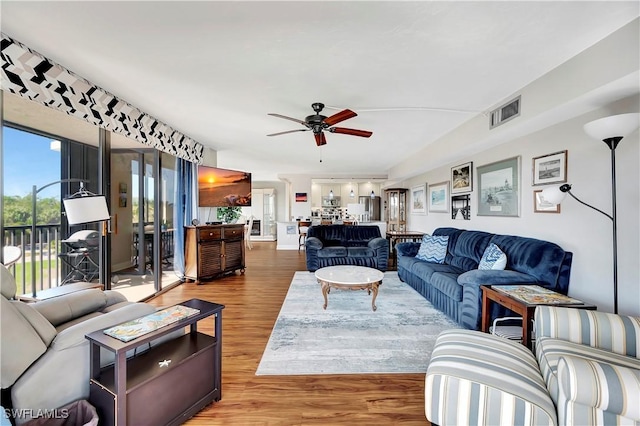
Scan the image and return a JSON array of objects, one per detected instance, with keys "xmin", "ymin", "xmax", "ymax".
[
  {"xmin": 481, "ymin": 285, "xmax": 596, "ymax": 350},
  {"xmin": 86, "ymin": 298, "xmax": 224, "ymax": 426},
  {"xmin": 385, "ymin": 231, "xmax": 425, "ymax": 270}
]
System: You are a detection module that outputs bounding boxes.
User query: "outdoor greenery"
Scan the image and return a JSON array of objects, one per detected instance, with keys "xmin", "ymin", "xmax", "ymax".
[
  {"xmin": 4, "ymin": 195, "xmax": 61, "ymax": 226},
  {"xmin": 10, "ymin": 259, "xmax": 60, "ymax": 293}
]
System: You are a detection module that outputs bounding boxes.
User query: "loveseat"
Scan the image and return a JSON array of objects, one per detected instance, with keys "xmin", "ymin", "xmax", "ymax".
[
  {"xmin": 305, "ymin": 225, "xmax": 389, "ymax": 272},
  {"xmin": 0, "ymin": 263, "xmax": 159, "ymax": 424},
  {"xmin": 396, "ymin": 227, "xmax": 572, "ymax": 330},
  {"xmin": 425, "ymin": 306, "xmax": 640, "ymax": 425}
]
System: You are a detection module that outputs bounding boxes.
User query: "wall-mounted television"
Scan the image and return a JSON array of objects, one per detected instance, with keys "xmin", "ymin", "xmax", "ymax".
[{"xmin": 198, "ymin": 165, "xmax": 252, "ymax": 207}]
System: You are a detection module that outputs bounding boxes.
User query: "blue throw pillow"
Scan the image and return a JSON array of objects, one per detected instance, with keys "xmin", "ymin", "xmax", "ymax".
[
  {"xmin": 415, "ymin": 235, "xmax": 449, "ymax": 264},
  {"xmin": 478, "ymin": 243, "xmax": 507, "ymax": 270}
]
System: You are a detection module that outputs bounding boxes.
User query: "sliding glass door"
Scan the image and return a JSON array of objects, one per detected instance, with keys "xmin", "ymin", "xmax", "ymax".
[{"xmin": 110, "ymin": 149, "xmax": 178, "ymax": 301}]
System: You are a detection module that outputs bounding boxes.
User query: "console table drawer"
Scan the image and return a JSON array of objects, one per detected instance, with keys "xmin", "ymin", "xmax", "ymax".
[
  {"xmin": 199, "ymin": 228, "xmax": 222, "ymax": 241},
  {"xmin": 223, "ymin": 226, "xmax": 243, "ymax": 241}
]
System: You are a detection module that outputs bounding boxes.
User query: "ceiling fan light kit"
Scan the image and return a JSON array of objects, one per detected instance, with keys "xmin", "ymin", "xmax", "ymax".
[{"xmin": 268, "ymin": 102, "xmax": 373, "ymax": 146}]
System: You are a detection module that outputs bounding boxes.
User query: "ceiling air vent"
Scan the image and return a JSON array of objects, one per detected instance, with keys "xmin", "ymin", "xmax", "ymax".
[{"xmin": 489, "ymin": 95, "xmax": 521, "ymax": 129}]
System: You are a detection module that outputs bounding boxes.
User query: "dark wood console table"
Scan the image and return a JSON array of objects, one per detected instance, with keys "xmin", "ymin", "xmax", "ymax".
[
  {"xmin": 86, "ymin": 299, "xmax": 224, "ymax": 426},
  {"xmin": 184, "ymin": 224, "xmax": 245, "ymax": 284},
  {"xmin": 385, "ymin": 231, "xmax": 425, "ymax": 270}
]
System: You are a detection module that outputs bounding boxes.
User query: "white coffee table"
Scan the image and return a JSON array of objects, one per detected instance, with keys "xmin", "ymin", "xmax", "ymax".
[{"xmin": 314, "ymin": 265, "xmax": 384, "ymax": 311}]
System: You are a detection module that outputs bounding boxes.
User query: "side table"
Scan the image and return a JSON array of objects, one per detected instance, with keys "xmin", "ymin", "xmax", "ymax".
[
  {"xmin": 385, "ymin": 231, "xmax": 425, "ymax": 270},
  {"xmin": 481, "ymin": 285, "xmax": 596, "ymax": 350},
  {"xmin": 86, "ymin": 298, "xmax": 224, "ymax": 426}
]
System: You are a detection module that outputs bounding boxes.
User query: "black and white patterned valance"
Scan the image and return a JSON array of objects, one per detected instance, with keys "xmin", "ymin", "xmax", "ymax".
[{"xmin": 1, "ymin": 33, "xmax": 203, "ymax": 163}]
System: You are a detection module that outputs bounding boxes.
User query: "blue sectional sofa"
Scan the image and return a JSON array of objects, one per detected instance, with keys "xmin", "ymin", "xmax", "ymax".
[
  {"xmin": 396, "ymin": 227, "xmax": 573, "ymax": 330},
  {"xmin": 305, "ymin": 225, "xmax": 389, "ymax": 272}
]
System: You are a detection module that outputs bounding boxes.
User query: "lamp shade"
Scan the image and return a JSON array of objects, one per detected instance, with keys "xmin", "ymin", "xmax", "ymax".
[
  {"xmin": 584, "ymin": 113, "xmax": 640, "ymax": 141},
  {"xmin": 63, "ymin": 195, "xmax": 110, "ymax": 225},
  {"xmin": 347, "ymin": 203, "xmax": 365, "ymax": 215},
  {"xmin": 540, "ymin": 186, "xmax": 567, "ymax": 205}
]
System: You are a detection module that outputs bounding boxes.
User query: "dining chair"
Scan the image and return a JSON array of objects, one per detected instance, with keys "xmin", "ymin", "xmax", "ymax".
[
  {"xmin": 298, "ymin": 221, "xmax": 312, "ymax": 251},
  {"xmin": 245, "ymin": 216, "xmax": 254, "ymax": 250}
]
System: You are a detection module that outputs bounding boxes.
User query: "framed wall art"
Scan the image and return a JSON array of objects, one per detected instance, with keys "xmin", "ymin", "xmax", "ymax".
[
  {"xmin": 451, "ymin": 194, "xmax": 471, "ymax": 220},
  {"xmin": 532, "ymin": 150, "xmax": 567, "ymax": 186},
  {"xmin": 295, "ymin": 192, "xmax": 308, "ymax": 202},
  {"xmin": 477, "ymin": 156, "xmax": 520, "ymax": 217},
  {"xmin": 451, "ymin": 161, "xmax": 473, "ymax": 194},
  {"xmin": 533, "ymin": 190, "xmax": 561, "ymax": 213},
  {"xmin": 428, "ymin": 181, "xmax": 449, "ymax": 213},
  {"xmin": 411, "ymin": 184, "xmax": 427, "ymax": 214}
]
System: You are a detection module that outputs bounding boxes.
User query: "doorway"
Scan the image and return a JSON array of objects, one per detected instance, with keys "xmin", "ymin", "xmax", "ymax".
[{"xmin": 109, "ymin": 149, "xmax": 179, "ymax": 301}]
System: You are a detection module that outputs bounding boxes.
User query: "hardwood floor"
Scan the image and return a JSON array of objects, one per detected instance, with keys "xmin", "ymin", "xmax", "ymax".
[{"xmin": 148, "ymin": 242, "xmax": 430, "ymax": 425}]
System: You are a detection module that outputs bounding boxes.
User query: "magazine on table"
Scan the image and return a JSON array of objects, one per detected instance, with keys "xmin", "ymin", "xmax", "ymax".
[
  {"xmin": 103, "ymin": 305, "xmax": 200, "ymax": 342},
  {"xmin": 494, "ymin": 285, "xmax": 584, "ymax": 305}
]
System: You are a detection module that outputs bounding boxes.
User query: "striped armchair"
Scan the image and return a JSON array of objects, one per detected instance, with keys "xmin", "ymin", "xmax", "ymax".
[
  {"xmin": 425, "ymin": 306, "xmax": 640, "ymax": 426},
  {"xmin": 535, "ymin": 306, "xmax": 640, "ymax": 426}
]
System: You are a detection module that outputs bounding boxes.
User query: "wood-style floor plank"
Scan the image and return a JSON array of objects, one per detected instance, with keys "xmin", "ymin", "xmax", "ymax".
[{"xmin": 148, "ymin": 242, "xmax": 430, "ymax": 425}]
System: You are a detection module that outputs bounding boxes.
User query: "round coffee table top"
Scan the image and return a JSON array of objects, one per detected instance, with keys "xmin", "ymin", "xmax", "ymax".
[{"xmin": 314, "ymin": 265, "xmax": 384, "ymax": 285}]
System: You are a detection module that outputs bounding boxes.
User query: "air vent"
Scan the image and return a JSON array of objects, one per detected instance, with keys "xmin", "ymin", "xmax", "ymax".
[{"xmin": 489, "ymin": 95, "xmax": 521, "ymax": 129}]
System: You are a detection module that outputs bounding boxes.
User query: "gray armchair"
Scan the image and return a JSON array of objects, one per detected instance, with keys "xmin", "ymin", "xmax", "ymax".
[{"xmin": 0, "ymin": 263, "xmax": 157, "ymax": 424}]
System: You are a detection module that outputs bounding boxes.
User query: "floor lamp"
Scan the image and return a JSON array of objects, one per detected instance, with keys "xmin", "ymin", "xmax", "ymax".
[
  {"xmin": 30, "ymin": 180, "xmax": 110, "ymax": 297},
  {"xmin": 542, "ymin": 113, "xmax": 639, "ymax": 314}
]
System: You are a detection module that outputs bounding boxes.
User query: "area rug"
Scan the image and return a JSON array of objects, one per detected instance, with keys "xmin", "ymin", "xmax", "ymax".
[{"xmin": 255, "ymin": 271, "xmax": 461, "ymax": 375}]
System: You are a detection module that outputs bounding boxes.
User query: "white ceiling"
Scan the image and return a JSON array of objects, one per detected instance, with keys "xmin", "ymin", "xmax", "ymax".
[{"xmin": 2, "ymin": 1, "xmax": 639, "ymax": 181}]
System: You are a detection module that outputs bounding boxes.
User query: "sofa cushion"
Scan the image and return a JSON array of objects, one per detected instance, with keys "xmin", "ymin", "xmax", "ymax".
[
  {"xmin": 1, "ymin": 298, "xmax": 49, "ymax": 388},
  {"xmin": 344, "ymin": 225, "xmax": 383, "ymax": 247},
  {"xmin": 410, "ymin": 261, "xmax": 463, "ymax": 283},
  {"xmin": 31, "ymin": 289, "xmax": 108, "ymax": 327},
  {"xmin": 478, "ymin": 243, "xmax": 507, "ymax": 270},
  {"xmin": 317, "ymin": 246, "xmax": 347, "ymax": 257},
  {"xmin": 490, "ymin": 234, "xmax": 570, "ymax": 292},
  {"xmin": 557, "ymin": 355, "xmax": 640, "ymax": 423},
  {"xmin": 447, "ymin": 230, "xmax": 493, "ymax": 271},
  {"xmin": 347, "ymin": 247, "xmax": 375, "ymax": 258},
  {"xmin": 458, "ymin": 269, "xmax": 539, "ymax": 286},
  {"xmin": 430, "ymin": 272, "xmax": 462, "ymax": 301},
  {"xmin": 536, "ymin": 336, "xmax": 640, "ymax": 404},
  {"xmin": 415, "ymin": 235, "xmax": 448, "ymax": 264}
]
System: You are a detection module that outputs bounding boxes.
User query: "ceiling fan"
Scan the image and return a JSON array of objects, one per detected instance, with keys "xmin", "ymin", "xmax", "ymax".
[{"xmin": 267, "ymin": 102, "xmax": 373, "ymax": 146}]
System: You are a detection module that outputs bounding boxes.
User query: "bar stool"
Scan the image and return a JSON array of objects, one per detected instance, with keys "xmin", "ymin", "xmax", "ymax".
[{"xmin": 298, "ymin": 220, "xmax": 312, "ymax": 251}]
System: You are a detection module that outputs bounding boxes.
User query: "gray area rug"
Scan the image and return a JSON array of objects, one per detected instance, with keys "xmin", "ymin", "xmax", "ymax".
[{"xmin": 256, "ymin": 271, "xmax": 461, "ymax": 375}]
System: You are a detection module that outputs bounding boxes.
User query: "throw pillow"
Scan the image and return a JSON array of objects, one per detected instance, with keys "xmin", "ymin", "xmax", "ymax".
[
  {"xmin": 478, "ymin": 243, "xmax": 507, "ymax": 270},
  {"xmin": 415, "ymin": 235, "xmax": 449, "ymax": 264}
]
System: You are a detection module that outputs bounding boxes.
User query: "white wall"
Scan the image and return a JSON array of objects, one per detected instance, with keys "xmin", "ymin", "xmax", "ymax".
[
  {"xmin": 399, "ymin": 96, "xmax": 639, "ymax": 315},
  {"xmin": 282, "ymin": 175, "xmax": 313, "ymax": 221}
]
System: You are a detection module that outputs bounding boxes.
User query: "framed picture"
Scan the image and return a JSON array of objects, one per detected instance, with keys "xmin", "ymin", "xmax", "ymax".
[
  {"xmin": 410, "ymin": 184, "xmax": 427, "ymax": 214},
  {"xmin": 428, "ymin": 181, "xmax": 449, "ymax": 213},
  {"xmin": 295, "ymin": 192, "xmax": 308, "ymax": 202},
  {"xmin": 451, "ymin": 194, "xmax": 471, "ymax": 220},
  {"xmin": 532, "ymin": 150, "xmax": 567, "ymax": 186},
  {"xmin": 477, "ymin": 156, "xmax": 520, "ymax": 217},
  {"xmin": 451, "ymin": 161, "xmax": 473, "ymax": 194},
  {"xmin": 534, "ymin": 190, "xmax": 561, "ymax": 213}
]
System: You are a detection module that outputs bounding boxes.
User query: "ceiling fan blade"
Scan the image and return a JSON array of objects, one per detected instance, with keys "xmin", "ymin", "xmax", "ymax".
[
  {"xmin": 314, "ymin": 132, "xmax": 327, "ymax": 146},
  {"xmin": 329, "ymin": 127, "xmax": 373, "ymax": 138},
  {"xmin": 267, "ymin": 129, "xmax": 310, "ymax": 137},
  {"xmin": 268, "ymin": 113, "xmax": 307, "ymax": 126},
  {"xmin": 323, "ymin": 109, "xmax": 357, "ymax": 126}
]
